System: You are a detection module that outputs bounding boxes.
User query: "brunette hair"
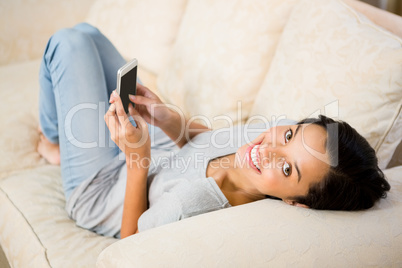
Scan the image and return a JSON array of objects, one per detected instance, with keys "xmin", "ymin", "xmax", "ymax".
[{"xmin": 291, "ymin": 115, "xmax": 390, "ymax": 210}]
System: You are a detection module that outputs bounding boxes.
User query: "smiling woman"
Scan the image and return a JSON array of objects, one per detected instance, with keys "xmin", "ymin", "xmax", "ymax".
[
  {"xmin": 36, "ymin": 23, "xmax": 391, "ymax": 239},
  {"xmin": 206, "ymin": 115, "xmax": 389, "ymax": 211}
]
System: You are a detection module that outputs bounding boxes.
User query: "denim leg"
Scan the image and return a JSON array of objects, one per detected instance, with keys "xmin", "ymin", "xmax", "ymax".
[
  {"xmin": 72, "ymin": 23, "xmax": 173, "ymax": 146},
  {"xmin": 72, "ymin": 23, "xmax": 126, "ymax": 96},
  {"xmin": 71, "ymin": 23, "xmax": 163, "ymax": 142},
  {"xmin": 39, "ymin": 26, "xmax": 123, "ymax": 199},
  {"xmin": 39, "ymin": 49, "xmax": 60, "ymax": 144}
]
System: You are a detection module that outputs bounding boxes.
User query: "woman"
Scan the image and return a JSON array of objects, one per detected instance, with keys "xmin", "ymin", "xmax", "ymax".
[{"xmin": 37, "ymin": 23, "xmax": 390, "ymax": 239}]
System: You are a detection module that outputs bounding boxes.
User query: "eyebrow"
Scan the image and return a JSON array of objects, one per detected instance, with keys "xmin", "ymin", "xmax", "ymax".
[
  {"xmin": 294, "ymin": 124, "xmax": 301, "ymax": 139},
  {"xmin": 293, "ymin": 125, "xmax": 302, "ymax": 183}
]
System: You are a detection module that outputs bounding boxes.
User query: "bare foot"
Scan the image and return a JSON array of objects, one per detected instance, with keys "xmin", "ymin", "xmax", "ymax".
[{"xmin": 37, "ymin": 132, "xmax": 61, "ymax": 165}]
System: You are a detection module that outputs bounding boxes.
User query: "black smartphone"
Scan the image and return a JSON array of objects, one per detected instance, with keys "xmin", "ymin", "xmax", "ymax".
[{"xmin": 116, "ymin": 59, "xmax": 137, "ymax": 114}]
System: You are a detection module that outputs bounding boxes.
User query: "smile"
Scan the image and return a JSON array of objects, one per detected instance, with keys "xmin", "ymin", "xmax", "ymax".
[
  {"xmin": 251, "ymin": 145, "xmax": 261, "ymax": 171},
  {"xmin": 246, "ymin": 143, "xmax": 262, "ymax": 173}
]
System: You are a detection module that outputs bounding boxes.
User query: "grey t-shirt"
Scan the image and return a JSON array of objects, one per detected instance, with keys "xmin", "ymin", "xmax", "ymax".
[{"xmin": 66, "ymin": 120, "xmax": 296, "ymax": 237}]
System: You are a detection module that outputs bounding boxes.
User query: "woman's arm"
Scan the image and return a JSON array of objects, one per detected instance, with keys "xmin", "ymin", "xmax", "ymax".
[
  {"xmin": 130, "ymin": 84, "xmax": 211, "ymax": 148},
  {"xmin": 156, "ymin": 108, "xmax": 210, "ymax": 148},
  {"xmin": 120, "ymin": 164, "xmax": 148, "ymax": 238},
  {"xmin": 105, "ymin": 91, "xmax": 151, "ymax": 238}
]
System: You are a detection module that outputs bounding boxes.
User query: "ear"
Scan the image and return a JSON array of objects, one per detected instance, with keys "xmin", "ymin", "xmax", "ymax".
[{"xmin": 283, "ymin": 199, "xmax": 310, "ymax": 209}]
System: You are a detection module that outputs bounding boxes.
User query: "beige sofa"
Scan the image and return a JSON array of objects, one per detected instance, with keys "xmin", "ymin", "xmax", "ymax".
[{"xmin": 1, "ymin": 0, "xmax": 401, "ymax": 267}]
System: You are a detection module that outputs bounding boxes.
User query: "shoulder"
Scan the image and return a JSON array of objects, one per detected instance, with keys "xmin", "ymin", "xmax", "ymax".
[
  {"xmin": 138, "ymin": 178, "xmax": 229, "ymax": 232},
  {"xmin": 171, "ymin": 178, "xmax": 229, "ymax": 213}
]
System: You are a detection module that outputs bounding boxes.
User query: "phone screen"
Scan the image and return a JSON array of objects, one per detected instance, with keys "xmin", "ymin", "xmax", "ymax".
[{"xmin": 120, "ymin": 65, "xmax": 137, "ymax": 114}]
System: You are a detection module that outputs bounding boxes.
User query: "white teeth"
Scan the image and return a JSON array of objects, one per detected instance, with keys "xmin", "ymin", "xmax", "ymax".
[{"xmin": 251, "ymin": 145, "xmax": 260, "ymax": 171}]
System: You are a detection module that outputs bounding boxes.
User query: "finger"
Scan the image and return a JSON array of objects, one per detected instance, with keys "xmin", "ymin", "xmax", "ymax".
[
  {"xmin": 128, "ymin": 94, "xmax": 156, "ymax": 106},
  {"xmin": 104, "ymin": 104, "xmax": 118, "ymax": 140},
  {"xmin": 134, "ymin": 103, "xmax": 152, "ymax": 122},
  {"xmin": 105, "ymin": 102, "xmax": 117, "ymax": 120},
  {"xmin": 111, "ymin": 91, "xmax": 130, "ymax": 125},
  {"xmin": 106, "ymin": 102, "xmax": 117, "ymax": 117},
  {"xmin": 109, "ymin": 89, "xmax": 117, "ymax": 103},
  {"xmin": 136, "ymin": 83, "xmax": 148, "ymax": 95},
  {"xmin": 128, "ymin": 103, "xmax": 148, "ymax": 130},
  {"xmin": 137, "ymin": 83, "xmax": 156, "ymax": 98}
]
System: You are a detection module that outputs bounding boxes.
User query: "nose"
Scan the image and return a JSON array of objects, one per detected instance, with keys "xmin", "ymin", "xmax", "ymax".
[{"xmin": 259, "ymin": 142, "xmax": 285, "ymax": 169}]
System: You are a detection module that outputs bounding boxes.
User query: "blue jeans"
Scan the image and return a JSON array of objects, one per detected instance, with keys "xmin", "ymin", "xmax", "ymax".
[{"xmin": 39, "ymin": 23, "xmax": 161, "ymax": 199}]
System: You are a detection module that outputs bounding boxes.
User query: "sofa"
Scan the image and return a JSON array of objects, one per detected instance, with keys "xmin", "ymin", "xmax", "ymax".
[{"xmin": 1, "ymin": 0, "xmax": 401, "ymax": 267}]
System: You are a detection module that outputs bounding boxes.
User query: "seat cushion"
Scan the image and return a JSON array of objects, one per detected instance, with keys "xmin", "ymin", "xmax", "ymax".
[
  {"xmin": 0, "ymin": 166, "xmax": 117, "ymax": 268},
  {"xmin": 0, "ymin": 60, "xmax": 45, "ymax": 180},
  {"xmin": 250, "ymin": 0, "xmax": 402, "ymax": 169}
]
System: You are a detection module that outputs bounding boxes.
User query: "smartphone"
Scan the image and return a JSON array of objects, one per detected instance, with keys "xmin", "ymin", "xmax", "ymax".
[{"xmin": 116, "ymin": 59, "xmax": 138, "ymax": 114}]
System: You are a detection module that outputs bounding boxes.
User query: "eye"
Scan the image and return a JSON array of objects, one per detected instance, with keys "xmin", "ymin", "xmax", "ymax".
[
  {"xmin": 284, "ymin": 129, "xmax": 293, "ymax": 143},
  {"xmin": 283, "ymin": 162, "xmax": 291, "ymax": 177}
]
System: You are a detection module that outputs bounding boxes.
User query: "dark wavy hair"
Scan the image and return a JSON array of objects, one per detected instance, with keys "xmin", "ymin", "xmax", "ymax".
[{"xmin": 291, "ymin": 115, "xmax": 390, "ymax": 211}]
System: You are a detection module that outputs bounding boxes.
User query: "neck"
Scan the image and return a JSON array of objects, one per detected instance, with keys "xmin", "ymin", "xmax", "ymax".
[{"xmin": 207, "ymin": 154, "xmax": 265, "ymax": 206}]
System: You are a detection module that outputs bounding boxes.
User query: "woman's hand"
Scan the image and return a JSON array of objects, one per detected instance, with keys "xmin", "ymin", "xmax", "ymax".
[
  {"xmin": 128, "ymin": 84, "xmax": 210, "ymax": 148},
  {"xmin": 129, "ymin": 84, "xmax": 176, "ymax": 128},
  {"xmin": 105, "ymin": 90, "xmax": 150, "ymax": 163}
]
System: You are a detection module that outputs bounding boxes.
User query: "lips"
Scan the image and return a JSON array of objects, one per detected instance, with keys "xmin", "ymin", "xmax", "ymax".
[
  {"xmin": 251, "ymin": 145, "xmax": 261, "ymax": 171},
  {"xmin": 246, "ymin": 142, "xmax": 262, "ymax": 174}
]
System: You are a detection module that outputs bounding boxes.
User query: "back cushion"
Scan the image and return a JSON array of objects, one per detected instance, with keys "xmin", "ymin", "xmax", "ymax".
[
  {"xmin": 250, "ymin": 0, "xmax": 402, "ymax": 169},
  {"xmin": 86, "ymin": 0, "xmax": 188, "ymax": 75},
  {"xmin": 157, "ymin": 0, "xmax": 300, "ymax": 129}
]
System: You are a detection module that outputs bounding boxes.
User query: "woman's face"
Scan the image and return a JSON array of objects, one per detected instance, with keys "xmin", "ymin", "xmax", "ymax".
[{"xmin": 235, "ymin": 123, "xmax": 330, "ymax": 206}]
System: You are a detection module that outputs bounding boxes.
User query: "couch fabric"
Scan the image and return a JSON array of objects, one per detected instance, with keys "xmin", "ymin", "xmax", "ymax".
[
  {"xmin": 0, "ymin": 0, "xmax": 401, "ymax": 267},
  {"xmin": 156, "ymin": 0, "xmax": 299, "ymax": 129}
]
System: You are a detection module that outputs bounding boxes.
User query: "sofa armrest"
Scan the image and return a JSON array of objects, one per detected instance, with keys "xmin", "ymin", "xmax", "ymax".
[
  {"xmin": 0, "ymin": 0, "xmax": 96, "ymax": 66},
  {"xmin": 97, "ymin": 165, "xmax": 402, "ymax": 267},
  {"xmin": 344, "ymin": 0, "xmax": 402, "ymax": 38}
]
